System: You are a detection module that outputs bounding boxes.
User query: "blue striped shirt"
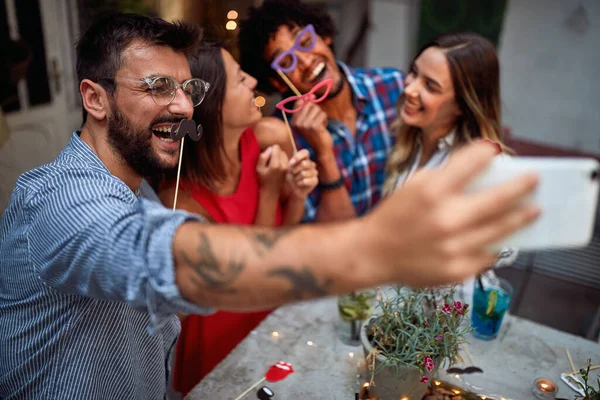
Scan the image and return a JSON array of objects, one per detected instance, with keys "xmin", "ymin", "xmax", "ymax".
[{"xmin": 0, "ymin": 132, "xmax": 212, "ymax": 399}]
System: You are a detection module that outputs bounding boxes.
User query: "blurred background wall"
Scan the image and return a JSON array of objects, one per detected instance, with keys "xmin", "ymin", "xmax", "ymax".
[{"xmin": 2, "ymin": 0, "xmax": 599, "ymax": 207}]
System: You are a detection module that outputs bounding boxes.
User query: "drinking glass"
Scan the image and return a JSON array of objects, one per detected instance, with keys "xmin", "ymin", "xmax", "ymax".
[{"xmin": 471, "ymin": 277, "xmax": 513, "ymax": 340}]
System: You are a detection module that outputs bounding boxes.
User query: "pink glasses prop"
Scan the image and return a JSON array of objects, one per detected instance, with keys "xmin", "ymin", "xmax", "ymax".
[{"xmin": 275, "ymin": 78, "xmax": 333, "ymax": 114}]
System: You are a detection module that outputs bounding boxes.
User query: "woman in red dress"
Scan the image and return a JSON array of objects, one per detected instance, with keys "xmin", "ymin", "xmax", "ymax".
[{"xmin": 158, "ymin": 40, "xmax": 318, "ymax": 396}]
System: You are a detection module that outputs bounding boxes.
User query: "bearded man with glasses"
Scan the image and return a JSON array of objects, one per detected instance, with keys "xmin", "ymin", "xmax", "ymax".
[
  {"xmin": 0, "ymin": 12, "xmax": 540, "ymax": 400},
  {"xmin": 91, "ymin": 73, "xmax": 209, "ymax": 178}
]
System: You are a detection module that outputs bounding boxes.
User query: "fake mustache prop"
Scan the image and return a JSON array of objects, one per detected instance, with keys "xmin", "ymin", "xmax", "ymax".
[
  {"xmin": 446, "ymin": 366, "xmax": 484, "ymax": 374},
  {"xmin": 170, "ymin": 118, "xmax": 203, "ymax": 141},
  {"xmin": 169, "ymin": 118, "xmax": 202, "ymax": 210}
]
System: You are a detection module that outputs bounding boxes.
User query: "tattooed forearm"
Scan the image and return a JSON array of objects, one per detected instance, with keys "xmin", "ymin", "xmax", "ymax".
[
  {"xmin": 180, "ymin": 231, "xmax": 244, "ymax": 292},
  {"xmin": 268, "ymin": 266, "xmax": 333, "ymax": 300},
  {"xmin": 238, "ymin": 227, "xmax": 294, "ymax": 257},
  {"xmin": 254, "ymin": 229, "xmax": 292, "ymax": 249}
]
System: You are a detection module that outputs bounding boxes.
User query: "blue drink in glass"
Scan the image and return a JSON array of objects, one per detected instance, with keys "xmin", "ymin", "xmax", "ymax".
[{"xmin": 471, "ymin": 277, "xmax": 513, "ymax": 340}]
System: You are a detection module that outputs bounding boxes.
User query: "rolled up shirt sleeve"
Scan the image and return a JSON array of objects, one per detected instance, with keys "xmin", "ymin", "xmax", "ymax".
[{"xmin": 27, "ymin": 168, "xmax": 213, "ymax": 332}]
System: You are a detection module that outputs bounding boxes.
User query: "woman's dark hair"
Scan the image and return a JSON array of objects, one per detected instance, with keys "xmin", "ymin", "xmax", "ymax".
[
  {"xmin": 179, "ymin": 39, "xmax": 228, "ymax": 190},
  {"xmin": 75, "ymin": 13, "xmax": 202, "ymax": 123},
  {"xmin": 238, "ymin": 0, "xmax": 337, "ymax": 94}
]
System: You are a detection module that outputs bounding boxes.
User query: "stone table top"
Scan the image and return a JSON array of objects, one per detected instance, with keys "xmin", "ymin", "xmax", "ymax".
[{"xmin": 186, "ymin": 297, "xmax": 600, "ymax": 400}]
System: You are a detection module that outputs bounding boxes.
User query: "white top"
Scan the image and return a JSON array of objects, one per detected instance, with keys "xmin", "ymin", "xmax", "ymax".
[
  {"xmin": 392, "ymin": 132, "xmax": 456, "ymax": 191},
  {"xmin": 389, "ymin": 132, "xmax": 518, "ymax": 304}
]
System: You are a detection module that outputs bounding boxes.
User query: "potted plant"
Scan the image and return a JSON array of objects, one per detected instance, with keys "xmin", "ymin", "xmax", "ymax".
[
  {"xmin": 361, "ymin": 286, "xmax": 471, "ymax": 399},
  {"xmin": 576, "ymin": 359, "xmax": 600, "ymax": 400}
]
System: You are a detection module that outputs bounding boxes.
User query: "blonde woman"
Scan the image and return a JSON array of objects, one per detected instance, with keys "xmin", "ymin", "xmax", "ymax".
[
  {"xmin": 384, "ymin": 32, "xmax": 512, "ymax": 194},
  {"xmin": 384, "ymin": 32, "xmax": 517, "ymax": 300}
]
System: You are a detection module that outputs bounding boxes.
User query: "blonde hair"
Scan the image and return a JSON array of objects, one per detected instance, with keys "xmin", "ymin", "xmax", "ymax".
[{"xmin": 384, "ymin": 33, "xmax": 512, "ymax": 195}]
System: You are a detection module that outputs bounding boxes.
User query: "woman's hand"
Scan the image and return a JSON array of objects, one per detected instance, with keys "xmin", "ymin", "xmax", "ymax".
[
  {"xmin": 256, "ymin": 145, "xmax": 289, "ymax": 196},
  {"xmin": 286, "ymin": 149, "xmax": 318, "ymax": 199}
]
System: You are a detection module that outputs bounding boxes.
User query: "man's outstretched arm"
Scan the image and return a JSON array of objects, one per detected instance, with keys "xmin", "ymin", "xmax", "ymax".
[{"xmin": 174, "ymin": 141, "xmax": 540, "ymax": 310}]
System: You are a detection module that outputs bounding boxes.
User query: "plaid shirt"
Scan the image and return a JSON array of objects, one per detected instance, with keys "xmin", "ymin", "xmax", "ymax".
[{"xmin": 277, "ymin": 62, "xmax": 404, "ymax": 221}]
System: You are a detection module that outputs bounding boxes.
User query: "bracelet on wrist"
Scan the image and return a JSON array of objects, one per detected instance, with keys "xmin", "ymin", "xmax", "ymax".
[{"xmin": 318, "ymin": 176, "xmax": 345, "ymax": 191}]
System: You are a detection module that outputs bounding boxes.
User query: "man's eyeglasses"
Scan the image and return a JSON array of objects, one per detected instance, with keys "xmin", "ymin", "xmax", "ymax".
[
  {"xmin": 270, "ymin": 24, "xmax": 317, "ymax": 73},
  {"xmin": 101, "ymin": 76, "xmax": 210, "ymax": 107}
]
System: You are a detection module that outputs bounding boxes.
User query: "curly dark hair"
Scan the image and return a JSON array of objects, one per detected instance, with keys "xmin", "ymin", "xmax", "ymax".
[{"xmin": 238, "ymin": 0, "xmax": 337, "ymax": 94}]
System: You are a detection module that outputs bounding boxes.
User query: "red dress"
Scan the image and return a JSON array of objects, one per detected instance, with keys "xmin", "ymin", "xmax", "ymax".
[{"xmin": 173, "ymin": 127, "xmax": 283, "ymax": 395}]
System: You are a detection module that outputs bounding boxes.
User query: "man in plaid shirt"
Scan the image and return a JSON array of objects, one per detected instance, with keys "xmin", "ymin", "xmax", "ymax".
[{"xmin": 239, "ymin": 0, "xmax": 404, "ymax": 222}]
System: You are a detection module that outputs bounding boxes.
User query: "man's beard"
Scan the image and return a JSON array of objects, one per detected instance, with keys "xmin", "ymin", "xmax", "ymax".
[
  {"xmin": 106, "ymin": 99, "xmax": 179, "ymax": 177},
  {"xmin": 325, "ymin": 76, "xmax": 345, "ymax": 100}
]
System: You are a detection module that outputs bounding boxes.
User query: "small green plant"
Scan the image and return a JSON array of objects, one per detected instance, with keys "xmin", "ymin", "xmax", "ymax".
[
  {"xmin": 576, "ymin": 359, "xmax": 600, "ymax": 400},
  {"xmin": 338, "ymin": 291, "xmax": 377, "ymax": 322},
  {"xmin": 365, "ymin": 285, "xmax": 471, "ymax": 383},
  {"xmin": 338, "ymin": 290, "xmax": 377, "ymax": 344}
]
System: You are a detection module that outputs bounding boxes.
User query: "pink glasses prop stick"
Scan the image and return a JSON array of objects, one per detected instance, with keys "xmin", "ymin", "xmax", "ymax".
[
  {"xmin": 170, "ymin": 119, "xmax": 203, "ymax": 210},
  {"xmin": 275, "ymin": 78, "xmax": 333, "ymax": 154},
  {"xmin": 234, "ymin": 361, "xmax": 295, "ymax": 400}
]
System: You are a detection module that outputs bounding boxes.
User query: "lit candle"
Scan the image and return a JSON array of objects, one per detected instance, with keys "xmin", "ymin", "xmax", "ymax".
[
  {"xmin": 532, "ymin": 378, "xmax": 558, "ymax": 399},
  {"xmin": 537, "ymin": 379, "xmax": 557, "ymax": 392}
]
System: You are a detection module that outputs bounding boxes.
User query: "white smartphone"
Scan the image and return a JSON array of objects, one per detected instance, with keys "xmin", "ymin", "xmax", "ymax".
[{"xmin": 467, "ymin": 156, "xmax": 600, "ymax": 251}]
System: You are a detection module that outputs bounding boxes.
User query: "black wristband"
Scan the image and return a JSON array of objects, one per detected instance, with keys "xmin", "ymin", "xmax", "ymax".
[{"xmin": 318, "ymin": 176, "xmax": 345, "ymax": 191}]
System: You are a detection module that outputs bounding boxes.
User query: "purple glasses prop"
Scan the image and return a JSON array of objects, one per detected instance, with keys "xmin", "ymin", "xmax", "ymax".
[
  {"xmin": 275, "ymin": 78, "xmax": 333, "ymax": 113},
  {"xmin": 270, "ymin": 24, "xmax": 317, "ymax": 73}
]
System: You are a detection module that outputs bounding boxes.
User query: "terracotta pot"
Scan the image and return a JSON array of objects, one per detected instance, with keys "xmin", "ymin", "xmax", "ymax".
[{"xmin": 360, "ymin": 321, "xmax": 430, "ymax": 400}]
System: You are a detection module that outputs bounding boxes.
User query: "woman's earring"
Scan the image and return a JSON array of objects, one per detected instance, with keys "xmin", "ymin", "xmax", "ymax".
[{"xmin": 195, "ymin": 123, "xmax": 203, "ymax": 140}]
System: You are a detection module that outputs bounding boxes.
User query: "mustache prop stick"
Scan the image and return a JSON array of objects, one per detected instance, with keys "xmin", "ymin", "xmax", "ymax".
[{"xmin": 170, "ymin": 119, "xmax": 203, "ymax": 210}]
